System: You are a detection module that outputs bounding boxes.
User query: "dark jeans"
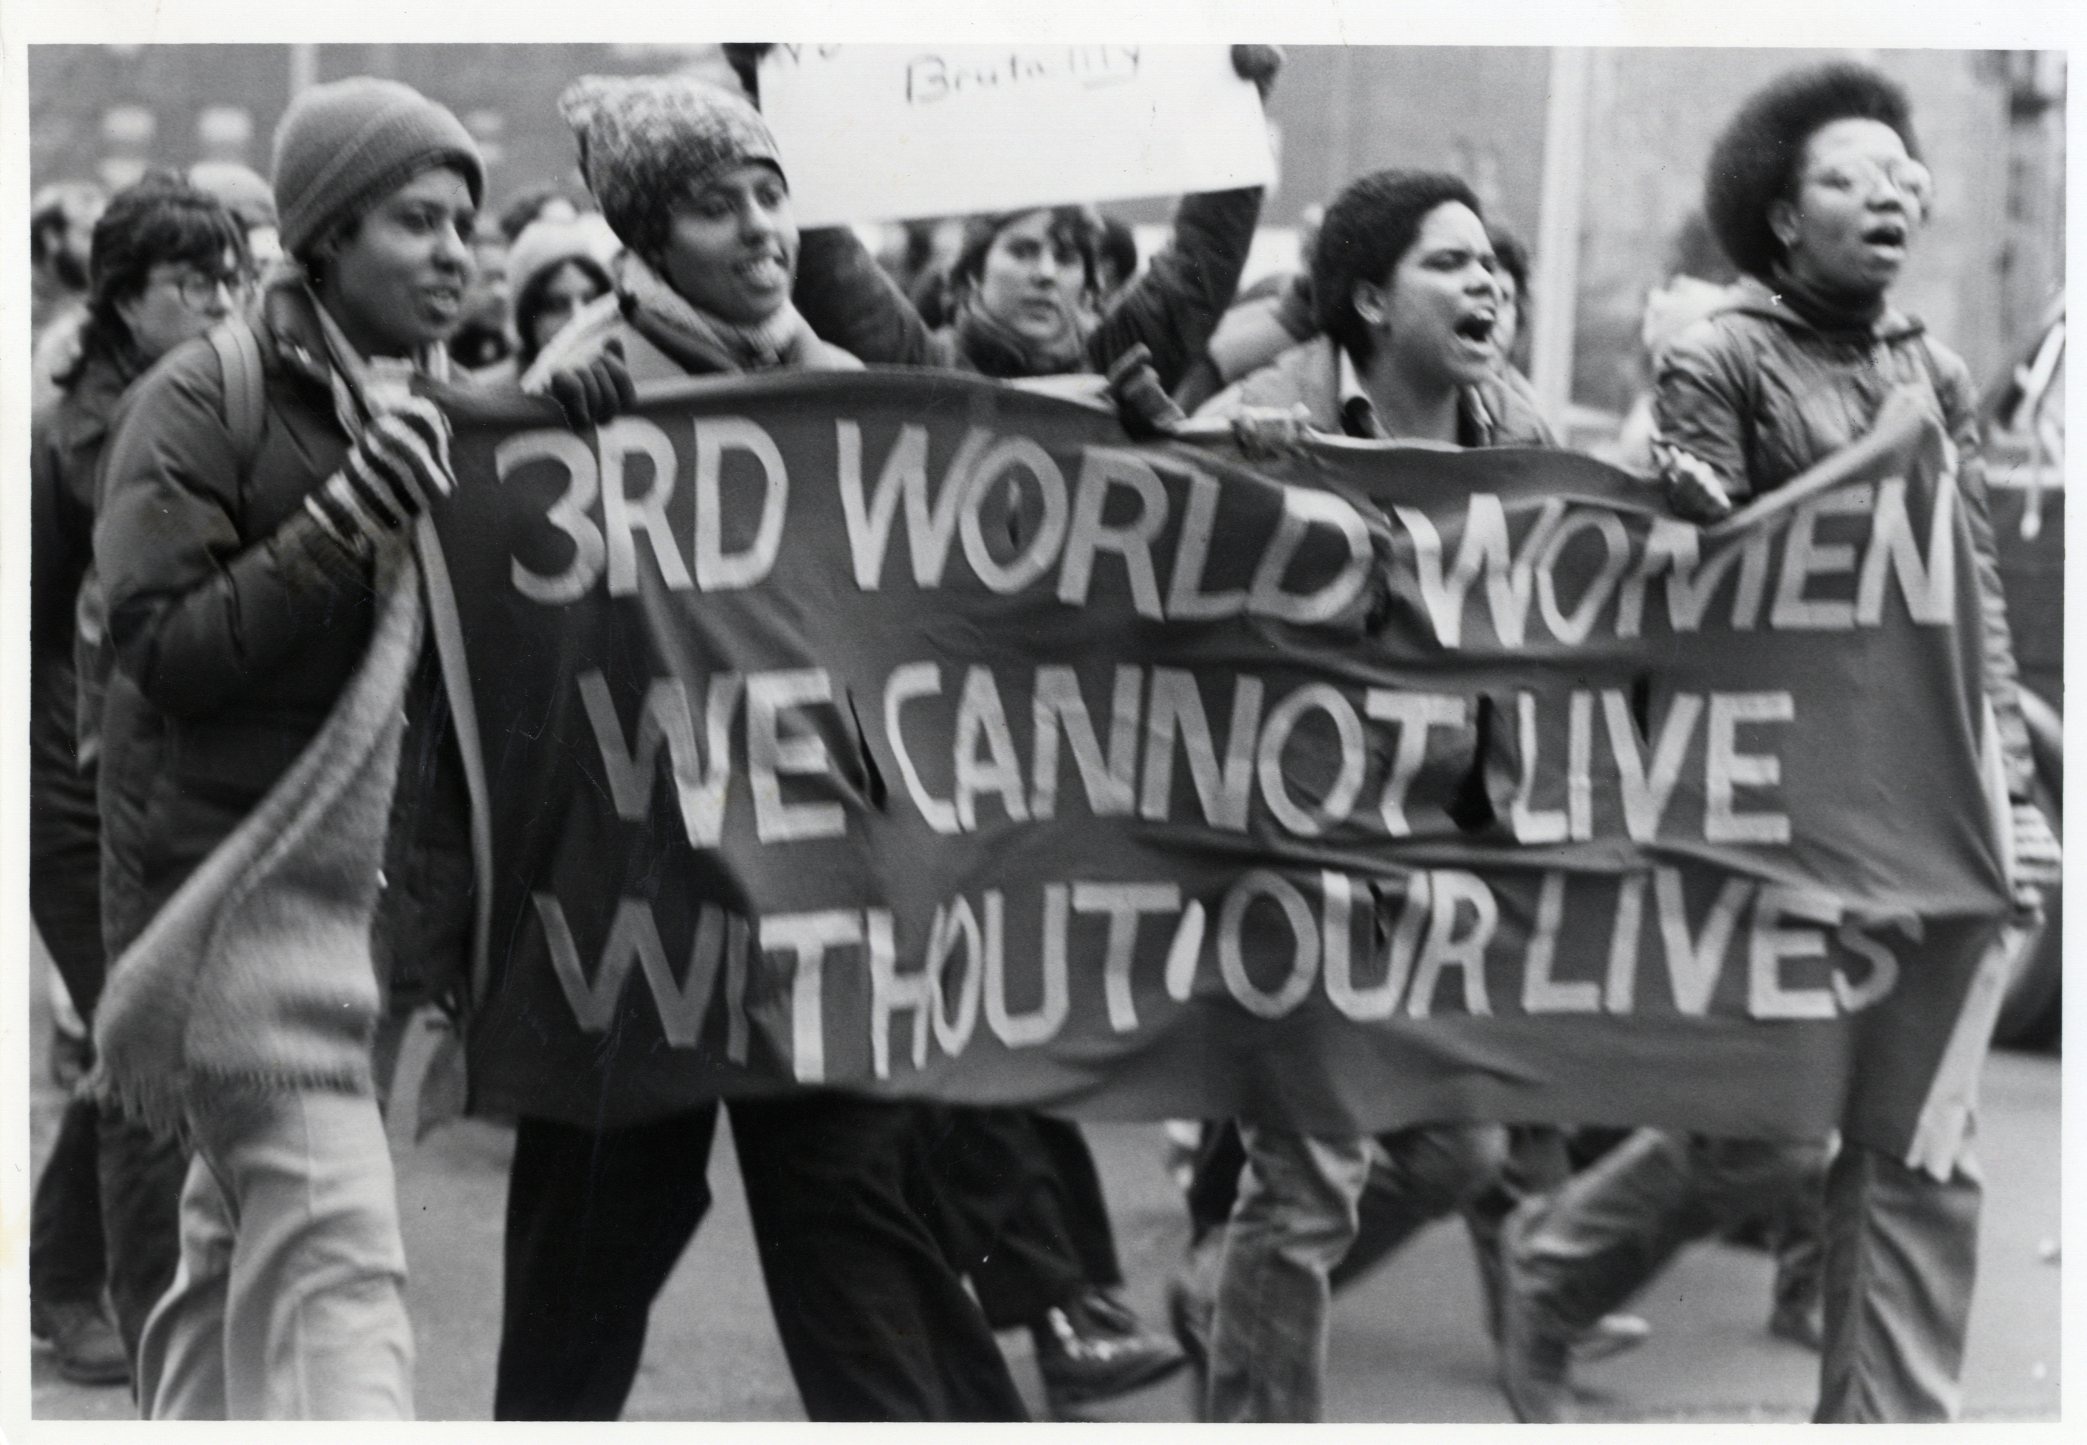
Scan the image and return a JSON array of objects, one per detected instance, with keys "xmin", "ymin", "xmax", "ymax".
[
  {"xmin": 922, "ymin": 1109, "xmax": 1122, "ymax": 1329},
  {"xmin": 31, "ymin": 684, "xmax": 188, "ymax": 1367},
  {"xmin": 496, "ymin": 1097, "xmax": 1026, "ymax": 1422},
  {"xmin": 31, "ymin": 1094, "xmax": 105, "ymax": 1305},
  {"xmin": 1512, "ymin": 1130, "xmax": 1830, "ymax": 1338},
  {"xmin": 1189, "ymin": 1118, "xmax": 1508, "ymax": 1289}
]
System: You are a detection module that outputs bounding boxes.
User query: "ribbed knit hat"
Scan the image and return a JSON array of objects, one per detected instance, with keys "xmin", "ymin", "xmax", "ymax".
[
  {"xmin": 272, "ymin": 77, "xmax": 486, "ymax": 259},
  {"xmin": 559, "ymin": 74, "xmax": 783, "ymax": 253}
]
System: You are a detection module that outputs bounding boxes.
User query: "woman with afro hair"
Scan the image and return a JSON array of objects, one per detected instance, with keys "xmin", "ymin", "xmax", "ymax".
[{"xmin": 1496, "ymin": 61, "xmax": 2058, "ymax": 1425}]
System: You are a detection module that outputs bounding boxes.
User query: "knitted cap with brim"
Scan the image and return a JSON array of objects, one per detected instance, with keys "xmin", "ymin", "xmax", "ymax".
[
  {"xmin": 559, "ymin": 74, "xmax": 783, "ymax": 251},
  {"xmin": 272, "ymin": 77, "xmax": 486, "ymax": 259}
]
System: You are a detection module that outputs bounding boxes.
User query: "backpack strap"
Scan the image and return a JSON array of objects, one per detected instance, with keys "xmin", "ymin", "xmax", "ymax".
[{"xmin": 207, "ymin": 315, "xmax": 266, "ymax": 464}]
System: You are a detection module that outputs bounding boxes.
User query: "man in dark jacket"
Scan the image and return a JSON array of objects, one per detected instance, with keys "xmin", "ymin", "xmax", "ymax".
[{"xmin": 29, "ymin": 173, "xmax": 250, "ymax": 1385}]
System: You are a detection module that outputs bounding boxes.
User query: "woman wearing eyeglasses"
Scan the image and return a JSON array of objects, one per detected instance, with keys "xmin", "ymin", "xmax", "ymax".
[
  {"xmin": 1496, "ymin": 63, "xmax": 2058, "ymax": 1425},
  {"xmin": 29, "ymin": 172, "xmax": 250, "ymax": 1385}
]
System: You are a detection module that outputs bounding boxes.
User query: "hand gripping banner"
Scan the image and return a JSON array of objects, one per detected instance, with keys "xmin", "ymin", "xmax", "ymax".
[{"xmin": 423, "ymin": 370, "xmax": 2012, "ymax": 1158}]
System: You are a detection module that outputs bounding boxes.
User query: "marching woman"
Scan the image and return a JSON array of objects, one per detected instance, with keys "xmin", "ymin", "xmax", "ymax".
[
  {"xmin": 1185, "ymin": 168, "xmax": 1550, "ymax": 1423},
  {"xmin": 90, "ymin": 78, "xmax": 627, "ymax": 1419},
  {"xmin": 504, "ymin": 73, "xmax": 1027, "ymax": 1423},
  {"xmin": 1496, "ymin": 62, "xmax": 2061, "ymax": 1423}
]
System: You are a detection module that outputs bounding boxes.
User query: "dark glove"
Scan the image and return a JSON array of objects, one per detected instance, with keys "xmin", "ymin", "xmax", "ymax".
[
  {"xmin": 305, "ymin": 395, "xmax": 455, "ymax": 552},
  {"xmin": 543, "ymin": 338, "xmax": 636, "ymax": 431},
  {"xmin": 1232, "ymin": 45, "xmax": 1284, "ymax": 100},
  {"xmin": 1106, "ymin": 344, "xmax": 1186, "ymax": 440}
]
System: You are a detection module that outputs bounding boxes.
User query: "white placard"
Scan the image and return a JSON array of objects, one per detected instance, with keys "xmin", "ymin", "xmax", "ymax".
[{"xmin": 760, "ymin": 44, "xmax": 1275, "ymax": 227}]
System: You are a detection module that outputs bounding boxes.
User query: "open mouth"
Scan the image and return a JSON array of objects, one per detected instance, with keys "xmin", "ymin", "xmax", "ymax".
[
  {"xmin": 735, "ymin": 254, "xmax": 789, "ymax": 287},
  {"xmin": 1453, "ymin": 313, "xmax": 1497, "ymax": 346},
  {"xmin": 1861, "ymin": 220, "xmax": 1908, "ymax": 249}
]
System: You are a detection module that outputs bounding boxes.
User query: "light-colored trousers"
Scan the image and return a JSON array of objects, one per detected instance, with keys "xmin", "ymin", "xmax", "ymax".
[{"xmin": 136, "ymin": 1086, "xmax": 413, "ymax": 1419}]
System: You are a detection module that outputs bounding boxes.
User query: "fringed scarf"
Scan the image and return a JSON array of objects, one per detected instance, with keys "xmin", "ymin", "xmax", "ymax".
[{"xmin": 92, "ymin": 279, "xmax": 440, "ymax": 1136}]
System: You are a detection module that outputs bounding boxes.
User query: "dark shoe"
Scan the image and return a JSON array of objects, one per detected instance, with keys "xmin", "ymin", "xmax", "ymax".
[
  {"xmin": 1496, "ymin": 1206, "xmax": 1575, "ymax": 1423},
  {"xmin": 30, "ymin": 1298, "xmax": 131, "ymax": 1387},
  {"xmin": 1033, "ymin": 1290, "xmax": 1188, "ymax": 1414},
  {"xmin": 1769, "ymin": 1301, "xmax": 1825, "ymax": 1352}
]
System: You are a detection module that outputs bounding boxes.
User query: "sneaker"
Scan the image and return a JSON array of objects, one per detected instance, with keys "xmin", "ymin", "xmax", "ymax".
[
  {"xmin": 29, "ymin": 1298, "xmax": 131, "ymax": 1387},
  {"xmin": 1033, "ymin": 1289, "xmax": 1188, "ymax": 1413},
  {"xmin": 1495, "ymin": 1205, "xmax": 1575, "ymax": 1423}
]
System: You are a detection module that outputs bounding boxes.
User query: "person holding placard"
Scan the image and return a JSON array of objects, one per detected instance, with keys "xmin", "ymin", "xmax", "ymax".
[{"xmin": 787, "ymin": 43, "xmax": 1280, "ymax": 400}]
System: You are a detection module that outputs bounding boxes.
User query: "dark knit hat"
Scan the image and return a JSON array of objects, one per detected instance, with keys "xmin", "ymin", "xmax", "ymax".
[
  {"xmin": 272, "ymin": 77, "xmax": 486, "ymax": 259},
  {"xmin": 559, "ymin": 74, "xmax": 783, "ymax": 257}
]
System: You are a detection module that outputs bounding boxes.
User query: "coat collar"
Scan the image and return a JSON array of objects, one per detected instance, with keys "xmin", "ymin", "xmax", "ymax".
[{"xmin": 1720, "ymin": 274, "xmax": 1926, "ymax": 345}]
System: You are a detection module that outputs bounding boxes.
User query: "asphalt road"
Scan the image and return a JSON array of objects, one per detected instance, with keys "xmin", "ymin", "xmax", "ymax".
[{"xmin": 23, "ymin": 971, "xmax": 2062, "ymax": 1424}]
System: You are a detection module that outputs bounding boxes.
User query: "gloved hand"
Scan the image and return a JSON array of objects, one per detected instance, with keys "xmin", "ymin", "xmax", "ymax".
[
  {"xmin": 1106, "ymin": 344, "xmax": 1186, "ymax": 440},
  {"xmin": 2010, "ymin": 799, "xmax": 2062, "ymax": 909},
  {"xmin": 305, "ymin": 395, "xmax": 456, "ymax": 552},
  {"xmin": 1228, "ymin": 402, "xmax": 1314, "ymax": 461},
  {"xmin": 1232, "ymin": 45, "xmax": 1284, "ymax": 100},
  {"xmin": 541, "ymin": 338, "xmax": 636, "ymax": 431},
  {"xmin": 1654, "ymin": 438, "xmax": 1734, "ymax": 523}
]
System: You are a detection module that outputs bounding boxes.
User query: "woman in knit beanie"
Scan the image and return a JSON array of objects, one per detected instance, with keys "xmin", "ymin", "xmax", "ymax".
[
  {"xmin": 526, "ymin": 72, "xmax": 855, "ymax": 383},
  {"xmin": 499, "ymin": 73, "xmax": 1038, "ymax": 1430},
  {"xmin": 93, "ymin": 75, "xmax": 494, "ymax": 1421}
]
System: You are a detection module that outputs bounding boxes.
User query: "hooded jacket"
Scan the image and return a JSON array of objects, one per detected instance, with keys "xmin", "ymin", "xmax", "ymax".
[{"xmin": 1654, "ymin": 275, "xmax": 2034, "ymax": 801}]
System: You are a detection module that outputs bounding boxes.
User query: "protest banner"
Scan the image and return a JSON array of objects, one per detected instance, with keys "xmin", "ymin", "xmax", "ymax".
[
  {"xmin": 758, "ymin": 45, "xmax": 1275, "ymax": 227},
  {"xmin": 426, "ymin": 371, "xmax": 2011, "ymax": 1159}
]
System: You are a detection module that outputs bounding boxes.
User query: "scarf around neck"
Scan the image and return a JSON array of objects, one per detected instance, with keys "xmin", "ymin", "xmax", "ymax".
[
  {"xmin": 91, "ymin": 278, "xmax": 442, "ymax": 1134},
  {"xmin": 951, "ymin": 290, "xmax": 1093, "ymax": 380},
  {"xmin": 1766, "ymin": 260, "xmax": 1889, "ymax": 335},
  {"xmin": 617, "ymin": 251, "xmax": 820, "ymax": 374}
]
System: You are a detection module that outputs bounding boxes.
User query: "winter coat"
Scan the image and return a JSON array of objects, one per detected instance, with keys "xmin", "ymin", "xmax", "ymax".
[
  {"xmin": 793, "ymin": 187, "xmax": 1264, "ymax": 391},
  {"xmin": 1195, "ymin": 333, "xmax": 1558, "ymax": 449},
  {"xmin": 1654, "ymin": 276, "xmax": 2034, "ymax": 801},
  {"xmin": 92, "ymin": 277, "xmax": 474, "ymax": 1008}
]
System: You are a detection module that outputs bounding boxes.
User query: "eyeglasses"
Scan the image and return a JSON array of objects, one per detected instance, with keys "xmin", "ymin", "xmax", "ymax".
[
  {"xmin": 159, "ymin": 268, "xmax": 249, "ymax": 310},
  {"xmin": 1804, "ymin": 156, "xmax": 1934, "ymax": 215}
]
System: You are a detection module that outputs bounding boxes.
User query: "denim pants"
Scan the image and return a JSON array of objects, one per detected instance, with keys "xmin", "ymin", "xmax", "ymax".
[
  {"xmin": 1814, "ymin": 1138, "xmax": 1980, "ymax": 1422},
  {"xmin": 1206, "ymin": 1122, "xmax": 1505, "ymax": 1421},
  {"xmin": 137, "ymin": 1087, "xmax": 412, "ymax": 1419},
  {"xmin": 1511, "ymin": 1129, "xmax": 1828, "ymax": 1341}
]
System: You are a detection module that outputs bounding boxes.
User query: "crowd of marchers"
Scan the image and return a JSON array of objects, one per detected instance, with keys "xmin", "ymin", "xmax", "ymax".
[{"xmin": 26, "ymin": 44, "xmax": 2059, "ymax": 1423}]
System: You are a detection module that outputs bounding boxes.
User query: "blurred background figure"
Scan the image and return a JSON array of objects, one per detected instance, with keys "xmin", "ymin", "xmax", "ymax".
[
  {"xmin": 496, "ymin": 182, "xmax": 582, "ymax": 244},
  {"xmin": 30, "ymin": 171, "xmax": 250, "ymax": 1391},
  {"xmin": 452, "ymin": 226, "xmax": 515, "ymax": 371},
  {"xmin": 30, "ymin": 180, "xmax": 109, "ymax": 412},
  {"xmin": 1609, "ymin": 211, "xmax": 1738, "ymax": 471},
  {"xmin": 187, "ymin": 160, "xmax": 282, "ymax": 269},
  {"xmin": 484, "ymin": 210, "xmax": 621, "ymax": 384}
]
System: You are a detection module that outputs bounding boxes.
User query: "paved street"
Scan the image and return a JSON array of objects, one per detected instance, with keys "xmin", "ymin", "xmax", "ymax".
[{"xmin": 24, "ymin": 962, "xmax": 2062, "ymax": 1424}]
